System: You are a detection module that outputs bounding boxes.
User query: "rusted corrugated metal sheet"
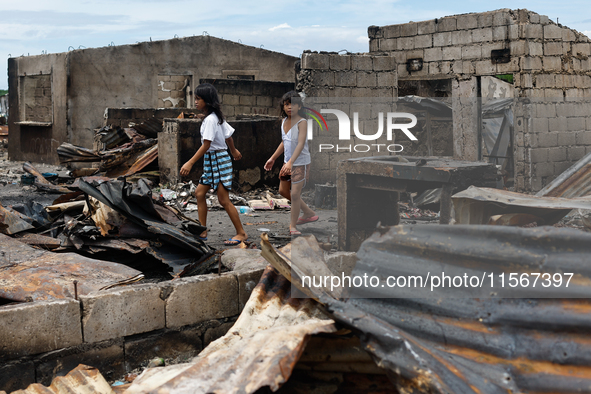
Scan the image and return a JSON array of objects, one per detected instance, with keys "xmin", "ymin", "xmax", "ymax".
[
  {"xmin": 453, "ymin": 185, "xmax": 591, "ymax": 225},
  {"xmin": 0, "ymin": 203, "xmax": 34, "ymax": 234},
  {"xmin": 537, "ymin": 151, "xmax": 591, "ymax": 198},
  {"xmin": 131, "ymin": 117, "xmax": 162, "ymax": 138},
  {"xmin": 56, "ymin": 142, "xmax": 101, "ymax": 163},
  {"xmin": 100, "ymin": 139, "xmax": 156, "ymax": 172},
  {"xmin": 125, "ymin": 265, "xmax": 337, "ymax": 393},
  {"xmin": 0, "ymin": 233, "xmax": 142, "ymax": 301},
  {"xmin": 317, "ymin": 225, "xmax": 591, "ymax": 394},
  {"xmin": 124, "ymin": 143, "xmax": 158, "ymax": 176},
  {"xmin": 10, "ymin": 364, "xmax": 114, "ymax": 394}
]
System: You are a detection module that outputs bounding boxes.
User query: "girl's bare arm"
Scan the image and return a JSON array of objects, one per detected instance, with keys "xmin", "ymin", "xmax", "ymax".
[{"xmin": 180, "ymin": 140, "xmax": 212, "ymax": 176}]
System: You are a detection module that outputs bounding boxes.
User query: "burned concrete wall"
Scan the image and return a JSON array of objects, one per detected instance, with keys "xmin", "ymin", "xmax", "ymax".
[
  {"xmin": 160, "ymin": 117, "xmax": 282, "ymax": 190},
  {"xmin": 368, "ymin": 9, "xmax": 591, "ymax": 192},
  {"xmin": 8, "ymin": 36, "xmax": 298, "ymax": 164},
  {"xmin": 8, "ymin": 53, "xmax": 68, "ymax": 164},
  {"xmin": 0, "ymin": 269, "xmax": 262, "ymax": 392},
  {"xmin": 104, "ymin": 108, "xmax": 188, "ymax": 129},
  {"xmin": 200, "ymin": 79, "xmax": 295, "ymax": 117},
  {"xmin": 297, "ymin": 52, "xmax": 399, "ymax": 185}
]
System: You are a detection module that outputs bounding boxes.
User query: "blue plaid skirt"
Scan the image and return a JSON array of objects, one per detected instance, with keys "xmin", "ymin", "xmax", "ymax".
[{"xmin": 200, "ymin": 150, "xmax": 233, "ymax": 190}]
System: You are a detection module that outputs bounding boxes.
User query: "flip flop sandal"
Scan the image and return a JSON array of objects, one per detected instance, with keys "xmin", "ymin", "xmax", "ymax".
[
  {"xmin": 224, "ymin": 238, "xmax": 248, "ymax": 245},
  {"xmin": 296, "ymin": 215, "xmax": 319, "ymax": 225}
]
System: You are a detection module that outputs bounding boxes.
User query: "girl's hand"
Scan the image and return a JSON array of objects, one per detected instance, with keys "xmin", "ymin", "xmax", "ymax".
[
  {"xmin": 232, "ymin": 149, "xmax": 242, "ymax": 161},
  {"xmin": 280, "ymin": 162, "xmax": 292, "ymax": 177},
  {"xmin": 180, "ymin": 162, "xmax": 193, "ymax": 176},
  {"xmin": 264, "ymin": 158, "xmax": 275, "ymax": 171}
]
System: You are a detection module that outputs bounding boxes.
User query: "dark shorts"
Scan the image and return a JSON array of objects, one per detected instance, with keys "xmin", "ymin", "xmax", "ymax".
[{"xmin": 279, "ymin": 164, "xmax": 310, "ymax": 185}]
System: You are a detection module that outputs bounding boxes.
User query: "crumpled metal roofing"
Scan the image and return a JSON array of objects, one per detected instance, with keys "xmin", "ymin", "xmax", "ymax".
[
  {"xmin": 452, "ymin": 185, "xmax": 591, "ymax": 225},
  {"xmin": 131, "ymin": 117, "xmax": 162, "ymax": 138},
  {"xmin": 0, "ymin": 233, "xmax": 142, "ymax": 302},
  {"xmin": 125, "ymin": 264, "xmax": 336, "ymax": 393},
  {"xmin": 56, "ymin": 143, "xmax": 101, "ymax": 163},
  {"xmin": 9, "ymin": 364, "xmax": 114, "ymax": 394},
  {"xmin": 317, "ymin": 225, "xmax": 591, "ymax": 394}
]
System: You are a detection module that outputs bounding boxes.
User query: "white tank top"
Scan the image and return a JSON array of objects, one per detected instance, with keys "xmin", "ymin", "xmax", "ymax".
[{"xmin": 282, "ymin": 118, "xmax": 311, "ymax": 166}]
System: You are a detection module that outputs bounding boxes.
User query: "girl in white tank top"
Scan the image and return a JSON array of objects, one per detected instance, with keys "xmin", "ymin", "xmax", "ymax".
[{"xmin": 264, "ymin": 91, "xmax": 317, "ymax": 236}]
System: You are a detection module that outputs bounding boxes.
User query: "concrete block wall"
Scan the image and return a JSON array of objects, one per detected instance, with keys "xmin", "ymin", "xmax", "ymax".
[
  {"xmin": 158, "ymin": 75, "xmax": 190, "ymax": 108},
  {"xmin": 160, "ymin": 117, "xmax": 282, "ymax": 190},
  {"xmin": 297, "ymin": 52, "xmax": 398, "ymax": 185},
  {"xmin": 201, "ymin": 79, "xmax": 295, "ymax": 117},
  {"xmin": 21, "ymin": 74, "xmax": 52, "ymax": 123},
  {"xmin": 369, "ymin": 9, "xmax": 591, "ymax": 192},
  {"xmin": 104, "ymin": 107, "xmax": 187, "ymax": 129},
  {"xmin": 517, "ymin": 99, "xmax": 591, "ymax": 191},
  {"xmin": 0, "ymin": 268, "xmax": 264, "ymax": 392}
]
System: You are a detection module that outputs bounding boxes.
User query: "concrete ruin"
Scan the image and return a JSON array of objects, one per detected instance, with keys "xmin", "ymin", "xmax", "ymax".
[
  {"xmin": 7, "ymin": 36, "xmax": 297, "ymax": 164},
  {"xmin": 298, "ymin": 9, "xmax": 591, "ymax": 192}
]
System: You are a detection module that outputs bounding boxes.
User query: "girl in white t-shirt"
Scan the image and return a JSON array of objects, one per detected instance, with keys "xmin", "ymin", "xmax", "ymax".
[
  {"xmin": 180, "ymin": 83, "xmax": 247, "ymax": 245},
  {"xmin": 264, "ymin": 91, "xmax": 317, "ymax": 236}
]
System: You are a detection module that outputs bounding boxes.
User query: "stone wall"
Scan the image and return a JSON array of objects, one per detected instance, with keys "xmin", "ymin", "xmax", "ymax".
[
  {"xmin": 369, "ymin": 9, "xmax": 591, "ymax": 192},
  {"xmin": 297, "ymin": 52, "xmax": 399, "ymax": 185},
  {"xmin": 201, "ymin": 79, "xmax": 295, "ymax": 117},
  {"xmin": 0, "ymin": 268, "xmax": 263, "ymax": 392},
  {"xmin": 105, "ymin": 108, "xmax": 187, "ymax": 129}
]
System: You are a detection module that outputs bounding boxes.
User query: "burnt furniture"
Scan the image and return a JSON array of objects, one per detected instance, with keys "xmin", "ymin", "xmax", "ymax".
[{"xmin": 337, "ymin": 156, "xmax": 497, "ymax": 251}]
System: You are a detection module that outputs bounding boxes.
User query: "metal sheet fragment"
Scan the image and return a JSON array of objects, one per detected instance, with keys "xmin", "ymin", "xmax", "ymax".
[
  {"xmin": 320, "ymin": 225, "xmax": 591, "ymax": 394},
  {"xmin": 0, "ymin": 233, "xmax": 142, "ymax": 302},
  {"xmin": 452, "ymin": 185, "xmax": 591, "ymax": 225},
  {"xmin": 537, "ymin": 151, "xmax": 591, "ymax": 198},
  {"xmin": 10, "ymin": 364, "xmax": 114, "ymax": 394},
  {"xmin": 126, "ymin": 265, "xmax": 336, "ymax": 394}
]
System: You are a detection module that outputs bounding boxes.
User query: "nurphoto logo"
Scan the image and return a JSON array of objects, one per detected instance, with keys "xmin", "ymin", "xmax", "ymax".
[{"xmin": 304, "ymin": 107, "xmax": 419, "ymax": 153}]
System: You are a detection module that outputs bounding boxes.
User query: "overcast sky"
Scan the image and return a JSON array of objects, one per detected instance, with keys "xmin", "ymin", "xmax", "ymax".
[{"xmin": 1, "ymin": 0, "xmax": 590, "ymax": 90}]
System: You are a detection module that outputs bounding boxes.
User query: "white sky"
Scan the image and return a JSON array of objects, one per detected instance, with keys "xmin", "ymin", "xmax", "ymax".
[{"xmin": 1, "ymin": 0, "xmax": 590, "ymax": 90}]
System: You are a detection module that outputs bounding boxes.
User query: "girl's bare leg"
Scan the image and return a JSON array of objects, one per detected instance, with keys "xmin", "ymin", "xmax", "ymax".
[
  {"xmin": 280, "ymin": 179, "xmax": 315, "ymax": 221},
  {"xmin": 195, "ymin": 183, "xmax": 210, "ymax": 238},
  {"xmin": 290, "ymin": 180, "xmax": 306, "ymax": 231},
  {"xmin": 217, "ymin": 183, "xmax": 248, "ymax": 241},
  {"xmin": 279, "ymin": 179, "xmax": 291, "ymax": 200}
]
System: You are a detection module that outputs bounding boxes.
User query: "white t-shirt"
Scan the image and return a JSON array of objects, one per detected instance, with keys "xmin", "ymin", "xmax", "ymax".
[{"xmin": 201, "ymin": 113, "xmax": 234, "ymax": 152}]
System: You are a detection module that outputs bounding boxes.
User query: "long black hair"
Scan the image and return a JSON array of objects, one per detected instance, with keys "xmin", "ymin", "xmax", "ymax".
[
  {"xmin": 194, "ymin": 83, "xmax": 224, "ymax": 125},
  {"xmin": 279, "ymin": 91, "xmax": 306, "ymax": 118}
]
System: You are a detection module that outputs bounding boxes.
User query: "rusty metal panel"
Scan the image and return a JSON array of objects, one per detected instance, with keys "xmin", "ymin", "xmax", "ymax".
[
  {"xmin": 56, "ymin": 142, "xmax": 101, "ymax": 163},
  {"xmin": 537, "ymin": 151, "xmax": 591, "ymax": 198},
  {"xmin": 131, "ymin": 117, "xmax": 162, "ymax": 138},
  {"xmin": 126, "ymin": 265, "xmax": 336, "ymax": 394},
  {"xmin": 0, "ymin": 233, "xmax": 142, "ymax": 302},
  {"xmin": 0, "ymin": 203, "xmax": 34, "ymax": 234},
  {"xmin": 11, "ymin": 364, "xmax": 114, "ymax": 394},
  {"xmin": 320, "ymin": 225, "xmax": 591, "ymax": 394},
  {"xmin": 124, "ymin": 144, "xmax": 158, "ymax": 176},
  {"xmin": 453, "ymin": 185, "xmax": 591, "ymax": 225}
]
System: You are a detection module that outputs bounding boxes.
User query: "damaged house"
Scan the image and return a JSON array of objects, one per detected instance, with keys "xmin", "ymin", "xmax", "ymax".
[
  {"xmin": 298, "ymin": 9, "xmax": 591, "ymax": 192},
  {"xmin": 7, "ymin": 35, "xmax": 297, "ymax": 167}
]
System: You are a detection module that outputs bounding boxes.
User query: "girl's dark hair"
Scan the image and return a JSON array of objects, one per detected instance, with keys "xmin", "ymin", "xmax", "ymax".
[
  {"xmin": 194, "ymin": 83, "xmax": 224, "ymax": 124},
  {"xmin": 279, "ymin": 91, "xmax": 306, "ymax": 118}
]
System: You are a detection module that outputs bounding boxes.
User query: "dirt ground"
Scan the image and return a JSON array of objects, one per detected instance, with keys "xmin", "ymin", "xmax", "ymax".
[{"xmin": 0, "ymin": 154, "xmax": 339, "ymax": 252}]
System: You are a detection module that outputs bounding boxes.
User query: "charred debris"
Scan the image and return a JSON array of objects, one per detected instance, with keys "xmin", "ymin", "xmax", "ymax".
[{"xmin": 0, "ymin": 117, "xmax": 288, "ymax": 306}]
